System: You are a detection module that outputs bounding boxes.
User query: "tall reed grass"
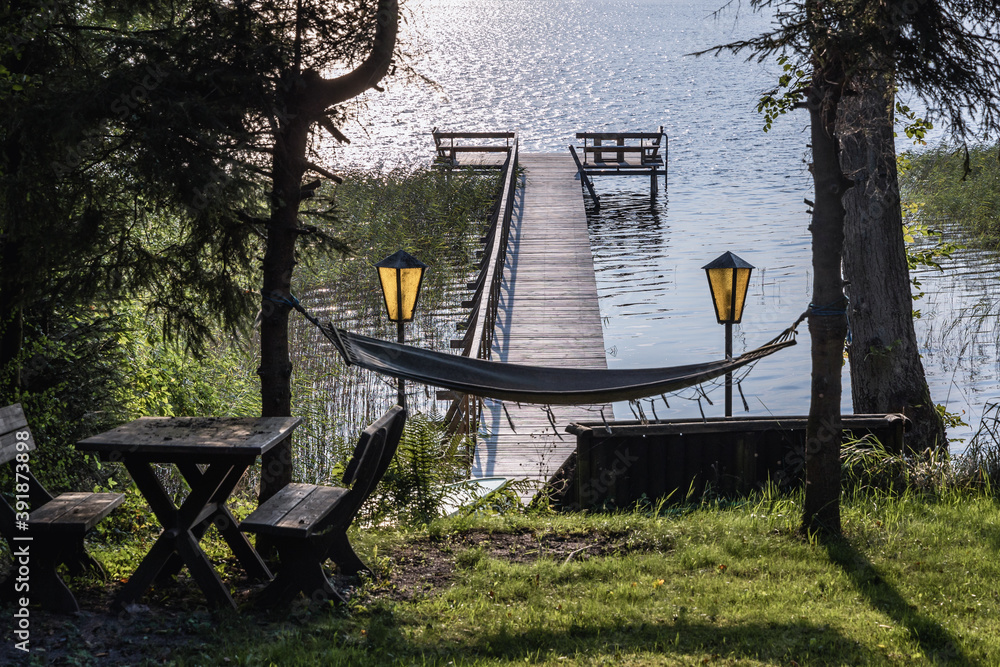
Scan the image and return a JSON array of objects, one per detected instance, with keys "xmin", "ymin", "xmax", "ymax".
[
  {"xmin": 238, "ymin": 167, "xmax": 501, "ymax": 519},
  {"xmin": 900, "ymin": 142, "xmax": 1000, "ymax": 248},
  {"xmin": 841, "ymin": 417, "xmax": 999, "ymax": 499}
]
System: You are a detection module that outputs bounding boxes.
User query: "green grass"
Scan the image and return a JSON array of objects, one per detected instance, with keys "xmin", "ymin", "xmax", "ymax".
[{"xmin": 69, "ymin": 486, "xmax": 1000, "ymax": 666}]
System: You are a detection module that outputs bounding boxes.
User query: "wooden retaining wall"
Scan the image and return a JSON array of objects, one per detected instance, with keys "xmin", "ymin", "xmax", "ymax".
[{"xmin": 562, "ymin": 414, "xmax": 908, "ymax": 510}]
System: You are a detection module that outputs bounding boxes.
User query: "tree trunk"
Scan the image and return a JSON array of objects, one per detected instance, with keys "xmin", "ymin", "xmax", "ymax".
[
  {"xmin": 258, "ymin": 113, "xmax": 309, "ymax": 503},
  {"xmin": 802, "ymin": 61, "xmax": 850, "ymax": 537},
  {"xmin": 839, "ymin": 70, "xmax": 946, "ymax": 453},
  {"xmin": 257, "ymin": 0, "xmax": 399, "ymax": 506}
]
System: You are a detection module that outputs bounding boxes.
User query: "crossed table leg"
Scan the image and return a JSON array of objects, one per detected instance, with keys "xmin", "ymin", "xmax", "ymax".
[{"xmin": 114, "ymin": 457, "xmax": 272, "ymax": 610}]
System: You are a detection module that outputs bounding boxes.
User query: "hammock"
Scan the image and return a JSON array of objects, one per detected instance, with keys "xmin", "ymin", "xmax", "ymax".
[{"xmin": 313, "ymin": 320, "xmax": 797, "ymax": 406}]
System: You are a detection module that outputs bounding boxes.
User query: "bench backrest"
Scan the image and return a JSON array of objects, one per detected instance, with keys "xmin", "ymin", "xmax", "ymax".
[
  {"xmin": 575, "ymin": 130, "xmax": 665, "ymax": 162},
  {"xmin": 1, "ymin": 404, "xmax": 49, "ymax": 536},
  {"xmin": 330, "ymin": 405, "xmax": 407, "ymax": 529},
  {"xmin": 0, "ymin": 403, "xmax": 35, "ymax": 467},
  {"xmin": 575, "ymin": 131, "xmax": 663, "ymax": 142},
  {"xmin": 433, "ymin": 130, "xmax": 516, "ymax": 145},
  {"xmin": 432, "ymin": 129, "xmax": 517, "ymax": 164},
  {"xmin": 342, "ymin": 405, "xmax": 407, "ymax": 487}
]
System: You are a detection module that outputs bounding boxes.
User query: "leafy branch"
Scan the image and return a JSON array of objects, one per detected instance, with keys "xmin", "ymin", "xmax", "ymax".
[{"xmin": 756, "ymin": 55, "xmax": 808, "ymax": 132}]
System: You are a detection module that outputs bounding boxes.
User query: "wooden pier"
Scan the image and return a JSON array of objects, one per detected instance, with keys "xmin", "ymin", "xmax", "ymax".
[{"xmin": 473, "ymin": 153, "xmax": 612, "ymax": 495}]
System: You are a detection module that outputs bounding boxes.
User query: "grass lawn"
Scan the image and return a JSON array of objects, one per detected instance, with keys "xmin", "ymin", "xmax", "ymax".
[{"xmin": 4, "ymin": 486, "xmax": 998, "ymax": 666}]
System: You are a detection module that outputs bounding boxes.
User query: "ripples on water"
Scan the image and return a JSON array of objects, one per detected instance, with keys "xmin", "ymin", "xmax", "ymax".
[{"xmin": 328, "ymin": 0, "xmax": 999, "ymax": 449}]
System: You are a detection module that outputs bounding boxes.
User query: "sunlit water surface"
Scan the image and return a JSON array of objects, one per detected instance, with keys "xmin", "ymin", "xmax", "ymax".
[{"xmin": 328, "ymin": 0, "xmax": 1000, "ymax": 450}]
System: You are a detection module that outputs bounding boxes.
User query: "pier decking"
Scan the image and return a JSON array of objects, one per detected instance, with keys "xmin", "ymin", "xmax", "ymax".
[{"xmin": 473, "ymin": 153, "xmax": 612, "ymax": 493}]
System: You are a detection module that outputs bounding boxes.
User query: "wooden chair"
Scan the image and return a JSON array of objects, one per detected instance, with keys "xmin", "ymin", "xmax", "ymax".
[
  {"xmin": 0, "ymin": 404, "xmax": 125, "ymax": 612},
  {"xmin": 241, "ymin": 406, "xmax": 407, "ymax": 606}
]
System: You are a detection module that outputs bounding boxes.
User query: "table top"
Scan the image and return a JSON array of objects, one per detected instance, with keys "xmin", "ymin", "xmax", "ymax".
[{"xmin": 76, "ymin": 416, "xmax": 303, "ymax": 460}]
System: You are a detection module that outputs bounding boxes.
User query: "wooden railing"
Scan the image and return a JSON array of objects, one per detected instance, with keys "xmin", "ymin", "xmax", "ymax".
[{"xmin": 440, "ymin": 138, "xmax": 520, "ymax": 441}]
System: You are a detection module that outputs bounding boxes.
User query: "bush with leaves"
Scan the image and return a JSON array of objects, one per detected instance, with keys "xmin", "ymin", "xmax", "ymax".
[
  {"xmin": 360, "ymin": 413, "xmax": 471, "ymax": 527},
  {"xmin": 0, "ymin": 303, "xmax": 128, "ymax": 493}
]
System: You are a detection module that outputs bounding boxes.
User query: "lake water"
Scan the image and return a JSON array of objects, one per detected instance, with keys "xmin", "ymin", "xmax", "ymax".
[{"xmin": 331, "ymin": 0, "xmax": 1000, "ymax": 450}]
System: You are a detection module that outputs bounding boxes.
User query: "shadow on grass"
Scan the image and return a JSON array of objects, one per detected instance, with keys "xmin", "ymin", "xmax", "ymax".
[
  {"xmin": 823, "ymin": 535, "xmax": 971, "ymax": 665},
  {"xmin": 252, "ymin": 612, "xmax": 876, "ymax": 666},
  {"xmin": 983, "ymin": 522, "xmax": 1000, "ymax": 554}
]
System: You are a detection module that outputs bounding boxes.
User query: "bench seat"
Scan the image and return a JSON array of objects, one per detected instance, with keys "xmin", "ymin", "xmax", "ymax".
[
  {"xmin": 1, "ymin": 403, "xmax": 125, "ymax": 612},
  {"xmin": 583, "ymin": 159, "xmax": 664, "ymax": 169},
  {"xmin": 241, "ymin": 483, "xmax": 348, "ymax": 539},
  {"xmin": 27, "ymin": 491, "xmax": 124, "ymax": 534}
]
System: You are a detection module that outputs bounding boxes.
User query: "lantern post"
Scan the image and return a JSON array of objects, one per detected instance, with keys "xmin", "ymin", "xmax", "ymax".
[
  {"xmin": 702, "ymin": 251, "xmax": 754, "ymax": 417},
  {"xmin": 375, "ymin": 250, "xmax": 428, "ymax": 407}
]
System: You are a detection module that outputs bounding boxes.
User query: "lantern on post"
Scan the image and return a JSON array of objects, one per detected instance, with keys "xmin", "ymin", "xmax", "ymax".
[
  {"xmin": 702, "ymin": 251, "xmax": 754, "ymax": 417},
  {"xmin": 375, "ymin": 249, "xmax": 428, "ymax": 407}
]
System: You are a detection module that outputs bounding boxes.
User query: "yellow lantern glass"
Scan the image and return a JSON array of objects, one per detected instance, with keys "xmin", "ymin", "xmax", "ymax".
[
  {"xmin": 702, "ymin": 252, "xmax": 754, "ymax": 324},
  {"xmin": 375, "ymin": 250, "xmax": 428, "ymax": 323}
]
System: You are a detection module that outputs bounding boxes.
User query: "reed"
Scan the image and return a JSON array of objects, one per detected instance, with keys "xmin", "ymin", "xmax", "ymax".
[
  {"xmin": 900, "ymin": 142, "xmax": 1000, "ymax": 249},
  {"xmin": 239, "ymin": 167, "xmax": 501, "ymax": 508}
]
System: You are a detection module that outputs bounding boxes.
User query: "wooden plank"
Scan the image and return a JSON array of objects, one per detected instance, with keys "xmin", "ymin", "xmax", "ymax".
[
  {"xmin": 0, "ymin": 403, "xmax": 29, "ymax": 435},
  {"xmin": 271, "ymin": 486, "xmax": 348, "ymax": 538},
  {"xmin": 443, "ymin": 154, "xmax": 509, "ymax": 168},
  {"xmin": 241, "ymin": 482, "xmax": 315, "ymax": 533},
  {"xmin": 565, "ymin": 414, "xmax": 908, "ymax": 436},
  {"xmin": 473, "ymin": 153, "xmax": 611, "ymax": 498},
  {"xmin": 434, "ymin": 131, "xmax": 516, "ymax": 139},
  {"xmin": 78, "ymin": 416, "xmax": 303, "ymax": 459},
  {"xmin": 583, "ymin": 161, "xmax": 661, "ymax": 169},
  {"xmin": 29, "ymin": 492, "xmax": 124, "ymax": 533},
  {"xmin": 443, "ymin": 146, "xmax": 511, "ymax": 152},
  {"xmin": 576, "ymin": 132, "xmax": 663, "ymax": 140},
  {"xmin": 583, "ymin": 145, "xmax": 653, "ymax": 153},
  {"xmin": 0, "ymin": 403, "xmax": 34, "ymax": 464},
  {"xmin": 0, "ymin": 428, "xmax": 34, "ymax": 465}
]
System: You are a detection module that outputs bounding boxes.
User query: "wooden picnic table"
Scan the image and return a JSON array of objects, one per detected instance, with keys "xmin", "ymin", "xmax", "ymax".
[{"xmin": 76, "ymin": 415, "xmax": 302, "ymax": 610}]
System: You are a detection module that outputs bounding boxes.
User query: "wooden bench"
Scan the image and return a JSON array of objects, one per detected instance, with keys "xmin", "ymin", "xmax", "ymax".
[
  {"xmin": 576, "ymin": 130, "xmax": 665, "ymax": 167},
  {"xmin": 571, "ymin": 129, "xmax": 668, "ymax": 201},
  {"xmin": 0, "ymin": 403, "xmax": 125, "ymax": 612},
  {"xmin": 432, "ymin": 129, "xmax": 516, "ymax": 168},
  {"xmin": 241, "ymin": 406, "xmax": 407, "ymax": 606}
]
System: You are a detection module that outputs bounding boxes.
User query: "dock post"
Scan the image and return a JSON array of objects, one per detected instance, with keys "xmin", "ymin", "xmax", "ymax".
[{"xmin": 661, "ymin": 126, "xmax": 668, "ymax": 190}]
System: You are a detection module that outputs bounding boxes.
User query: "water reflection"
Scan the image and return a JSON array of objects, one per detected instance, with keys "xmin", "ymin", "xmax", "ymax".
[
  {"xmin": 323, "ymin": 0, "xmax": 999, "ymax": 449},
  {"xmin": 587, "ymin": 189, "xmax": 670, "ymax": 329},
  {"xmin": 911, "ymin": 237, "xmax": 1000, "ymax": 444}
]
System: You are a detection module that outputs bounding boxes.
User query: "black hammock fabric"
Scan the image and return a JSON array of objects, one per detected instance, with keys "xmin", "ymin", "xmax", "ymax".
[{"xmin": 316, "ymin": 322, "xmax": 796, "ymax": 406}]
